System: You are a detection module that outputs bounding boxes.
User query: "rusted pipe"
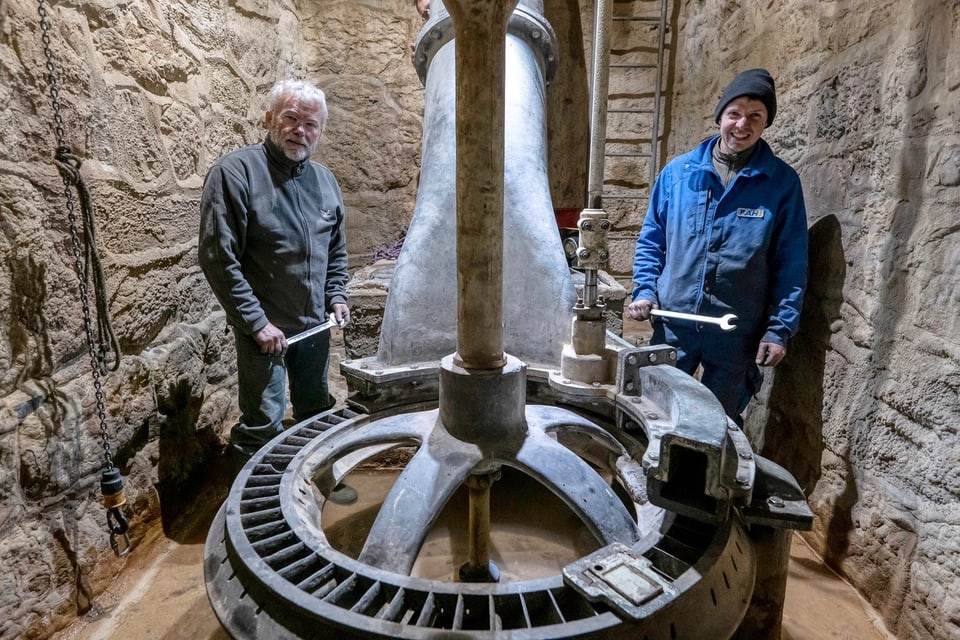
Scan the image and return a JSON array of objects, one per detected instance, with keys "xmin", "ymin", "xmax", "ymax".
[{"xmin": 459, "ymin": 469, "xmax": 502, "ymax": 583}]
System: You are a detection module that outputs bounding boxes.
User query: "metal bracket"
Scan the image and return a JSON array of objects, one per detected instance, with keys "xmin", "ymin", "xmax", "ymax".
[
  {"xmin": 563, "ymin": 542, "xmax": 678, "ymax": 620},
  {"xmin": 739, "ymin": 455, "xmax": 814, "ymax": 530},
  {"xmin": 615, "ymin": 344, "xmax": 677, "ymax": 397},
  {"xmin": 721, "ymin": 422, "xmax": 756, "ymax": 503}
]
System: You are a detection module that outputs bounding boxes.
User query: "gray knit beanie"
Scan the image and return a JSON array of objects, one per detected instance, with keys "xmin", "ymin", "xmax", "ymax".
[{"xmin": 714, "ymin": 68, "xmax": 777, "ymax": 126}]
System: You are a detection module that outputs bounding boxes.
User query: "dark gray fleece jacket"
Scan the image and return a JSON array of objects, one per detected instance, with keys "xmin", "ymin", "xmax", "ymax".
[{"xmin": 198, "ymin": 137, "xmax": 348, "ymax": 336}]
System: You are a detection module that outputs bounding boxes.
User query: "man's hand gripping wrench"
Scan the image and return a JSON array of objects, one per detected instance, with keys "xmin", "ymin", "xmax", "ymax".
[{"xmin": 650, "ymin": 309, "xmax": 738, "ymax": 332}]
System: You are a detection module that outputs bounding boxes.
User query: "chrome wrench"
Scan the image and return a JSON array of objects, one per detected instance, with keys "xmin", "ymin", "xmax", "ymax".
[
  {"xmin": 286, "ymin": 316, "xmax": 340, "ymax": 345},
  {"xmin": 650, "ymin": 309, "xmax": 738, "ymax": 331}
]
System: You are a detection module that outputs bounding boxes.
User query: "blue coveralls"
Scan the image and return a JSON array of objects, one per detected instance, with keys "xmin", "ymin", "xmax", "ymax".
[{"xmin": 632, "ymin": 136, "xmax": 808, "ymax": 421}]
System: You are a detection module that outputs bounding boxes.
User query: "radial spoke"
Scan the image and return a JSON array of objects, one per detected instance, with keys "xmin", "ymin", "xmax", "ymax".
[
  {"xmin": 515, "ymin": 407, "xmax": 641, "ymax": 545},
  {"xmin": 358, "ymin": 421, "xmax": 483, "ymax": 574}
]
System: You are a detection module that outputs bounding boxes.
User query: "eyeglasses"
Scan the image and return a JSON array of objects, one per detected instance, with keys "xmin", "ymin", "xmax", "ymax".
[{"xmin": 278, "ymin": 112, "xmax": 321, "ymax": 134}]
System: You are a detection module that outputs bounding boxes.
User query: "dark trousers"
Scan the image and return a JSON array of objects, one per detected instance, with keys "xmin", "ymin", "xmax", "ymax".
[
  {"xmin": 651, "ymin": 320, "xmax": 763, "ymax": 424},
  {"xmin": 230, "ymin": 326, "xmax": 333, "ymax": 460}
]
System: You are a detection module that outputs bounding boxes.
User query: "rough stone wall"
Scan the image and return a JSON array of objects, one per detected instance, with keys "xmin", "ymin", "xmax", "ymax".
[
  {"xmin": 1, "ymin": 0, "xmax": 958, "ymax": 640},
  {"xmin": 0, "ymin": 1, "xmax": 423, "ymax": 638},
  {"xmin": 695, "ymin": 1, "xmax": 959, "ymax": 639}
]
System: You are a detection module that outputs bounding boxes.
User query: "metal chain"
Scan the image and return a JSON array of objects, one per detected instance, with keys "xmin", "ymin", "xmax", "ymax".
[
  {"xmin": 37, "ymin": 0, "xmax": 116, "ymax": 470},
  {"xmin": 37, "ymin": 1, "xmax": 66, "ymax": 147}
]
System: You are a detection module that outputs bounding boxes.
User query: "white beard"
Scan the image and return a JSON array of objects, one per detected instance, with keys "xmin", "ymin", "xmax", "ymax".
[{"xmin": 268, "ymin": 130, "xmax": 314, "ymax": 162}]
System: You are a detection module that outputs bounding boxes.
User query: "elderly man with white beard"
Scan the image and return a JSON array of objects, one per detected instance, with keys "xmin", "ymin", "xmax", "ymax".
[{"xmin": 199, "ymin": 79, "xmax": 355, "ymax": 503}]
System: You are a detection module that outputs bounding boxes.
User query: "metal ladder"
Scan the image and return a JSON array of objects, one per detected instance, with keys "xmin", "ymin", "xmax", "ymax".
[{"xmin": 602, "ymin": 0, "xmax": 671, "ymax": 224}]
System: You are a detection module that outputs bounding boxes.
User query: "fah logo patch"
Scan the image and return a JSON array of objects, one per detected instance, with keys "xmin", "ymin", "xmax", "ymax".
[{"xmin": 736, "ymin": 208, "xmax": 765, "ymax": 219}]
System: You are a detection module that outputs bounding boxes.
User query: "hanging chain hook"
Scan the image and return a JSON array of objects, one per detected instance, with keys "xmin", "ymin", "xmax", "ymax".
[{"xmin": 37, "ymin": 0, "xmax": 129, "ymax": 557}]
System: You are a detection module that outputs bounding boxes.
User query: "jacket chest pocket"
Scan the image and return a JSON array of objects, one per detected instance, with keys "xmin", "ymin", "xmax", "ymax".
[
  {"xmin": 719, "ymin": 207, "xmax": 774, "ymax": 255},
  {"xmin": 678, "ymin": 189, "xmax": 713, "ymax": 237}
]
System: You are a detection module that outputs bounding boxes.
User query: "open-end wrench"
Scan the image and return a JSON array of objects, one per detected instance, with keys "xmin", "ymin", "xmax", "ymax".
[
  {"xmin": 650, "ymin": 309, "xmax": 738, "ymax": 331},
  {"xmin": 286, "ymin": 316, "xmax": 340, "ymax": 345}
]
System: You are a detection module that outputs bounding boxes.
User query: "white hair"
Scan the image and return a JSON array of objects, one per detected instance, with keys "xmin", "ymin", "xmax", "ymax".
[{"xmin": 267, "ymin": 79, "xmax": 328, "ymax": 123}]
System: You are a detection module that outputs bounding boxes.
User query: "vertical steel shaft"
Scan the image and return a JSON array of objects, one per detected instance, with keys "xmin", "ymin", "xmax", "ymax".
[
  {"xmin": 445, "ymin": 0, "xmax": 518, "ymax": 370},
  {"xmin": 586, "ymin": 0, "xmax": 613, "ymax": 209}
]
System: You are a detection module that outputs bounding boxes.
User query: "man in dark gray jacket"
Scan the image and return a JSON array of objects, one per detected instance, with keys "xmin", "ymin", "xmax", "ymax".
[{"xmin": 199, "ymin": 79, "xmax": 351, "ymax": 496}]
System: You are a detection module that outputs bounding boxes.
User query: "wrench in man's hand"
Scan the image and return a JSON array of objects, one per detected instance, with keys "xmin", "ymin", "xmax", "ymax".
[
  {"xmin": 650, "ymin": 309, "xmax": 738, "ymax": 331},
  {"xmin": 286, "ymin": 316, "xmax": 340, "ymax": 345}
]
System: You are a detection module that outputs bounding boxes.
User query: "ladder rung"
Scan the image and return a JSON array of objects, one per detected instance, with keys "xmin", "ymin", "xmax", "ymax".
[
  {"xmin": 604, "ymin": 1, "xmax": 670, "ymax": 188},
  {"xmin": 612, "ymin": 16, "xmax": 662, "ymax": 23},
  {"xmin": 610, "ymin": 63, "xmax": 658, "ymax": 69}
]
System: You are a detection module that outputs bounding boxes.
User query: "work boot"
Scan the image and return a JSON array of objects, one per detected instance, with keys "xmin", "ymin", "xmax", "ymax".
[{"xmin": 328, "ymin": 482, "xmax": 358, "ymax": 505}]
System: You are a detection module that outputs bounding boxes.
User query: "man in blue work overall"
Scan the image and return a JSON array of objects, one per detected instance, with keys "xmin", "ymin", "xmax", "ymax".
[{"xmin": 627, "ymin": 69, "xmax": 808, "ymax": 425}]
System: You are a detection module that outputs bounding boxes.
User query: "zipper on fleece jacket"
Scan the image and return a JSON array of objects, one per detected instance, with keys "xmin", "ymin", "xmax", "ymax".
[{"xmin": 291, "ymin": 174, "xmax": 314, "ymax": 321}]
